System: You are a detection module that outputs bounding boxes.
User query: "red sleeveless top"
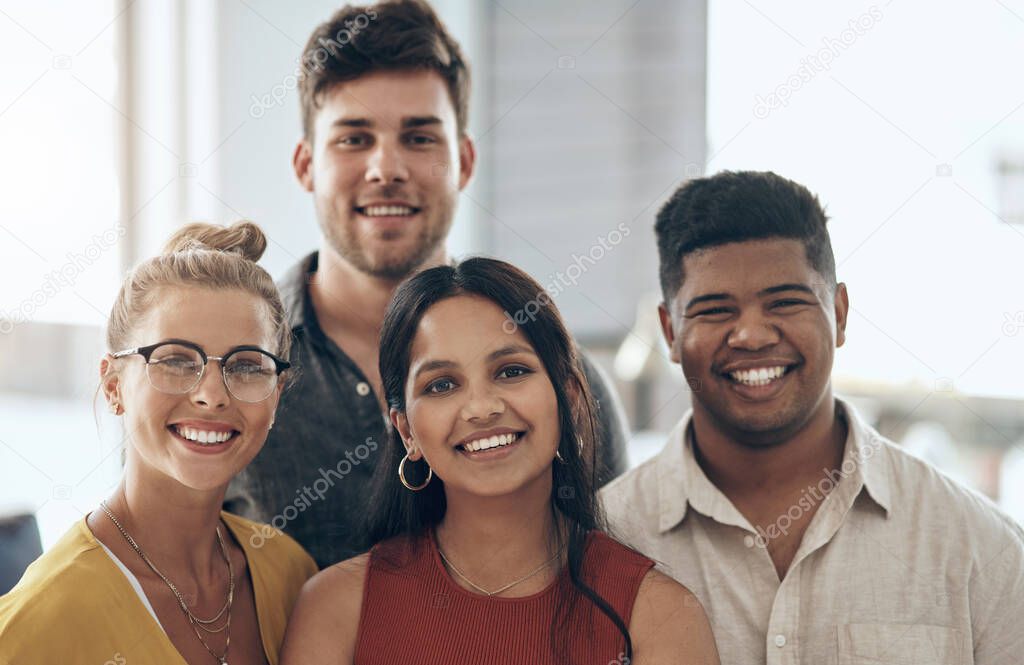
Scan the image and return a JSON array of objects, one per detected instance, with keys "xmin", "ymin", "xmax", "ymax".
[{"xmin": 354, "ymin": 530, "xmax": 654, "ymax": 664}]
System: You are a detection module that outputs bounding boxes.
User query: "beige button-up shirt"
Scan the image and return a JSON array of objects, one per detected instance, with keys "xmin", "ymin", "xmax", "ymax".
[{"xmin": 600, "ymin": 399, "xmax": 1024, "ymax": 665}]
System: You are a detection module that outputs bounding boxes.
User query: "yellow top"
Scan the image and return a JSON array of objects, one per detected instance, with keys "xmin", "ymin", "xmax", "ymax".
[{"xmin": 0, "ymin": 511, "xmax": 317, "ymax": 665}]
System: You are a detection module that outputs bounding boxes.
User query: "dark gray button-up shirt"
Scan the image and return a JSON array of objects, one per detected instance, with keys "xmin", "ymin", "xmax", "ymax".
[{"xmin": 225, "ymin": 252, "xmax": 629, "ymax": 568}]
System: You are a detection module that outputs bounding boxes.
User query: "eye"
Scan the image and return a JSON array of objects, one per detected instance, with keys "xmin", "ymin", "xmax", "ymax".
[
  {"xmin": 497, "ymin": 365, "xmax": 532, "ymax": 380},
  {"xmin": 227, "ymin": 362, "xmax": 270, "ymax": 376},
  {"xmin": 155, "ymin": 356, "xmax": 199, "ymax": 369},
  {"xmin": 425, "ymin": 377, "xmax": 456, "ymax": 395},
  {"xmin": 772, "ymin": 299, "xmax": 808, "ymax": 308},
  {"xmin": 693, "ymin": 307, "xmax": 731, "ymax": 317},
  {"xmin": 405, "ymin": 133, "xmax": 437, "ymax": 145},
  {"xmin": 336, "ymin": 133, "xmax": 369, "ymax": 146}
]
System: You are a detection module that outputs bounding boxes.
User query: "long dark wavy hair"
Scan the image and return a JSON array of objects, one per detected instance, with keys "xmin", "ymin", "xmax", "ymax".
[{"xmin": 362, "ymin": 257, "xmax": 632, "ymax": 662}]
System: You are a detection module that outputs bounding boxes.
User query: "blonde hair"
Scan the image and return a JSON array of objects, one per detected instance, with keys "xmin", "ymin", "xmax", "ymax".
[{"xmin": 106, "ymin": 221, "xmax": 290, "ymax": 360}]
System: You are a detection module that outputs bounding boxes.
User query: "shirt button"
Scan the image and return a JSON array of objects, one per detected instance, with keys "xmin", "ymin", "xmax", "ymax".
[
  {"xmin": 774, "ymin": 634, "xmax": 787, "ymax": 648},
  {"xmin": 356, "ymin": 382, "xmax": 371, "ymax": 396}
]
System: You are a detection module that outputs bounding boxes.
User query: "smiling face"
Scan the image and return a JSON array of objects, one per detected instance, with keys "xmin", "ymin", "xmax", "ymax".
[
  {"xmin": 102, "ymin": 286, "xmax": 282, "ymax": 491},
  {"xmin": 659, "ymin": 239, "xmax": 849, "ymax": 446},
  {"xmin": 391, "ymin": 295, "xmax": 561, "ymax": 498},
  {"xmin": 295, "ymin": 69, "xmax": 475, "ymax": 280}
]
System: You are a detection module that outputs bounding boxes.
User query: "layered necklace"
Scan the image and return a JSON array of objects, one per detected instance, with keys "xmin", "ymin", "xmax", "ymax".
[
  {"xmin": 435, "ymin": 530, "xmax": 566, "ymax": 597},
  {"xmin": 100, "ymin": 501, "xmax": 235, "ymax": 665}
]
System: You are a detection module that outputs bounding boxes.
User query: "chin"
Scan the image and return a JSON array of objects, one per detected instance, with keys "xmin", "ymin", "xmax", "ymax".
[
  {"xmin": 174, "ymin": 472, "xmax": 236, "ymax": 493},
  {"xmin": 724, "ymin": 408, "xmax": 809, "ymax": 444},
  {"xmin": 168, "ymin": 457, "xmax": 246, "ymax": 493}
]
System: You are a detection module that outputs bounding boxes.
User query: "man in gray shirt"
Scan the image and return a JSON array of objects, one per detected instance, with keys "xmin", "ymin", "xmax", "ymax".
[
  {"xmin": 601, "ymin": 171, "xmax": 1024, "ymax": 664},
  {"xmin": 226, "ymin": 0, "xmax": 629, "ymax": 569}
]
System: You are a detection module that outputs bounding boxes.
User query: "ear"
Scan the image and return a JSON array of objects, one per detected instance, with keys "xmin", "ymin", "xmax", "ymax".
[
  {"xmin": 457, "ymin": 134, "xmax": 476, "ymax": 191},
  {"xmin": 658, "ymin": 301, "xmax": 681, "ymax": 364},
  {"xmin": 389, "ymin": 407, "xmax": 419, "ymax": 459},
  {"xmin": 293, "ymin": 139, "xmax": 314, "ymax": 193},
  {"xmin": 833, "ymin": 282, "xmax": 849, "ymax": 348},
  {"xmin": 100, "ymin": 354, "xmax": 122, "ymax": 414}
]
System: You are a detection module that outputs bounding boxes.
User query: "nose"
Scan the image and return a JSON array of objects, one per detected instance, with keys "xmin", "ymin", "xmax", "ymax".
[
  {"xmin": 190, "ymin": 360, "xmax": 230, "ymax": 409},
  {"xmin": 727, "ymin": 309, "xmax": 781, "ymax": 351},
  {"xmin": 364, "ymin": 137, "xmax": 409, "ymax": 184},
  {"xmin": 459, "ymin": 385, "xmax": 505, "ymax": 422}
]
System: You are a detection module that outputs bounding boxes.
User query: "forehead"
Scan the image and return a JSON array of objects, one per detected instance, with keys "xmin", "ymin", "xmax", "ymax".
[
  {"xmin": 314, "ymin": 69, "xmax": 457, "ymax": 133},
  {"xmin": 135, "ymin": 286, "xmax": 275, "ymax": 352},
  {"xmin": 410, "ymin": 295, "xmax": 533, "ymax": 367},
  {"xmin": 678, "ymin": 239, "xmax": 822, "ymax": 299}
]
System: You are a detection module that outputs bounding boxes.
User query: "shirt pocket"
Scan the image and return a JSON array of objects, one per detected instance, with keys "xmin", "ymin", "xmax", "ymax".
[{"xmin": 837, "ymin": 623, "xmax": 966, "ymax": 665}]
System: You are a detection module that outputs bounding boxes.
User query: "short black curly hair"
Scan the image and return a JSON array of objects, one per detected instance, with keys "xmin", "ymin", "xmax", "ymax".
[{"xmin": 655, "ymin": 170, "xmax": 837, "ymax": 305}]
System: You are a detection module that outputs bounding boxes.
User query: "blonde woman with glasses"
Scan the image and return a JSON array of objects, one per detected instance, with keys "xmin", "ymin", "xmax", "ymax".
[{"xmin": 0, "ymin": 222, "xmax": 317, "ymax": 664}]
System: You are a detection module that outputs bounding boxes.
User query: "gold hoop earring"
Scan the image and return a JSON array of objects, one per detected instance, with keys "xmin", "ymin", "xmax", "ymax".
[{"xmin": 398, "ymin": 452, "xmax": 433, "ymax": 491}]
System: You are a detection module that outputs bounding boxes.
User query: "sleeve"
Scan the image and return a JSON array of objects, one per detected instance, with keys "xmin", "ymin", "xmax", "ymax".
[
  {"xmin": 578, "ymin": 350, "xmax": 631, "ymax": 487},
  {"xmin": 970, "ymin": 519, "xmax": 1024, "ymax": 665}
]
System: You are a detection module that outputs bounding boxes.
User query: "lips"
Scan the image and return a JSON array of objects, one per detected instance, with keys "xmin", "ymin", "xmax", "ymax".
[
  {"xmin": 354, "ymin": 203, "xmax": 422, "ymax": 217},
  {"xmin": 167, "ymin": 422, "xmax": 241, "ymax": 452},
  {"xmin": 717, "ymin": 363, "xmax": 798, "ymax": 401}
]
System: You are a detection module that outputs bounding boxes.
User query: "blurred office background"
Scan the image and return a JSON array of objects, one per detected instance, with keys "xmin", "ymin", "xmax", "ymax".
[{"xmin": 2, "ymin": 0, "xmax": 1024, "ymax": 572}]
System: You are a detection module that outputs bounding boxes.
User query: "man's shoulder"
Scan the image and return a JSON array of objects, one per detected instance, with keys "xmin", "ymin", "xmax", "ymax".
[
  {"xmin": 275, "ymin": 251, "xmax": 318, "ymax": 330},
  {"xmin": 880, "ymin": 437, "xmax": 1024, "ymax": 542},
  {"xmin": 600, "ymin": 447, "xmax": 667, "ymax": 525},
  {"xmin": 602, "ymin": 451, "xmax": 663, "ymax": 502}
]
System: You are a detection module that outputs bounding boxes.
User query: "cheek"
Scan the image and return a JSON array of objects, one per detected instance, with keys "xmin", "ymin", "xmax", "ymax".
[
  {"xmin": 679, "ymin": 329, "xmax": 711, "ymax": 369},
  {"xmin": 521, "ymin": 381, "xmax": 560, "ymax": 438},
  {"xmin": 240, "ymin": 402, "xmax": 275, "ymax": 428},
  {"xmin": 319, "ymin": 154, "xmax": 360, "ymax": 188},
  {"xmin": 406, "ymin": 398, "xmax": 451, "ymax": 444}
]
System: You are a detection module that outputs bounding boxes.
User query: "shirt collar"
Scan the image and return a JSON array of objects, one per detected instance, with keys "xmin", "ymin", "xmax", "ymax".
[
  {"xmin": 655, "ymin": 396, "xmax": 891, "ymax": 534},
  {"xmin": 278, "ymin": 251, "xmax": 319, "ymax": 333}
]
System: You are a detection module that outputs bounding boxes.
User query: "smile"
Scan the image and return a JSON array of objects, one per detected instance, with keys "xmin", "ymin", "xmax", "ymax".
[
  {"xmin": 725, "ymin": 365, "xmax": 793, "ymax": 387},
  {"xmin": 168, "ymin": 424, "xmax": 240, "ymax": 446},
  {"xmin": 456, "ymin": 431, "xmax": 522, "ymax": 453},
  {"xmin": 355, "ymin": 205, "xmax": 420, "ymax": 217}
]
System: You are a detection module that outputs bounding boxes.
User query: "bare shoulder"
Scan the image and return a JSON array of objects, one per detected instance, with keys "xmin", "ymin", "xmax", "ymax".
[
  {"xmin": 629, "ymin": 568, "xmax": 720, "ymax": 665},
  {"xmin": 280, "ymin": 552, "xmax": 370, "ymax": 665}
]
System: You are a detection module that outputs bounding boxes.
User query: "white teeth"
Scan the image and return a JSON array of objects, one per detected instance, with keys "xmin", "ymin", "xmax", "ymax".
[
  {"xmin": 363, "ymin": 205, "xmax": 415, "ymax": 217},
  {"xmin": 728, "ymin": 366, "xmax": 787, "ymax": 386},
  {"xmin": 174, "ymin": 425, "xmax": 234, "ymax": 445},
  {"xmin": 462, "ymin": 432, "xmax": 518, "ymax": 453}
]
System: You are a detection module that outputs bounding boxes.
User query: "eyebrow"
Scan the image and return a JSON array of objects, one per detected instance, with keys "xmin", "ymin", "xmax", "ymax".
[
  {"xmin": 159, "ymin": 338, "xmax": 270, "ymax": 355},
  {"xmin": 330, "ymin": 115, "xmax": 444, "ymax": 130},
  {"xmin": 411, "ymin": 344, "xmax": 536, "ymax": 381},
  {"xmin": 684, "ymin": 283, "xmax": 816, "ymax": 311}
]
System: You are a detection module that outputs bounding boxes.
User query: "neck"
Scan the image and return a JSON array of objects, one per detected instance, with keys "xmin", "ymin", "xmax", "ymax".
[
  {"xmin": 98, "ymin": 458, "xmax": 229, "ymax": 582},
  {"xmin": 690, "ymin": 393, "xmax": 847, "ymax": 499},
  {"xmin": 436, "ymin": 475, "xmax": 563, "ymax": 591},
  {"xmin": 311, "ymin": 244, "xmax": 448, "ymax": 340}
]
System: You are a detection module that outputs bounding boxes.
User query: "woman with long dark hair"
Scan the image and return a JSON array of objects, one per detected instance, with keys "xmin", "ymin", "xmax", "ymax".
[{"xmin": 281, "ymin": 258, "xmax": 718, "ymax": 664}]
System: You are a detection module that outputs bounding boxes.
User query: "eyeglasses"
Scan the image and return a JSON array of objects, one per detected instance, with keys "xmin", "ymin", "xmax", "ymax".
[{"xmin": 112, "ymin": 339, "xmax": 290, "ymax": 403}]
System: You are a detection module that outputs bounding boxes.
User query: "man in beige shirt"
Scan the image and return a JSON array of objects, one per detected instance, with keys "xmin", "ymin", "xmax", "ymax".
[{"xmin": 601, "ymin": 171, "xmax": 1024, "ymax": 665}]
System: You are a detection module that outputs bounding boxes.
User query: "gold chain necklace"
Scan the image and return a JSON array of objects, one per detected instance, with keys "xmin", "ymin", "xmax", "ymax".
[
  {"xmin": 100, "ymin": 501, "xmax": 234, "ymax": 664},
  {"xmin": 435, "ymin": 533, "xmax": 565, "ymax": 597}
]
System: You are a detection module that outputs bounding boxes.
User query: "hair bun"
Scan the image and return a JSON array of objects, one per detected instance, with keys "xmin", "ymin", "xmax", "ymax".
[{"xmin": 163, "ymin": 221, "xmax": 268, "ymax": 262}]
